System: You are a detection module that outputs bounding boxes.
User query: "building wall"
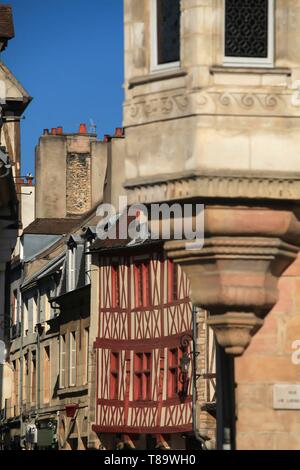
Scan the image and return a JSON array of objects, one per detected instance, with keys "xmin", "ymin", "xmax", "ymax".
[
  {"xmin": 35, "ymin": 132, "xmax": 108, "ymax": 219},
  {"xmin": 236, "ymin": 254, "xmax": 300, "ymax": 450},
  {"xmin": 35, "ymin": 136, "xmax": 67, "ymax": 219},
  {"xmin": 90, "ymin": 251, "xmax": 216, "ymax": 450},
  {"xmin": 1, "ymin": 121, "xmax": 21, "ymax": 179},
  {"xmin": 58, "ymin": 314, "xmax": 90, "ymax": 451},
  {"xmin": 21, "ymin": 184, "xmax": 35, "ymax": 230}
]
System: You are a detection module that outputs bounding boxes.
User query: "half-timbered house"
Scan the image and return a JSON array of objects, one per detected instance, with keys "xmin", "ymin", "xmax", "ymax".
[{"xmin": 88, "ymin": 218, "xmax": 216, "ymax": 450}]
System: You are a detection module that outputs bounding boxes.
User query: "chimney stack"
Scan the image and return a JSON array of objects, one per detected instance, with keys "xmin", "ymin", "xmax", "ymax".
[
  {"xmin": 25, "ymin": 173, "xmax": 34, "ymax": 186},
  {"xmin": 79, "ymin": 123, "xmax": 87, "ymax": 134},
  {"xmin": 114, "ymin": 127, "xmax": 124, "ymax": 138}
]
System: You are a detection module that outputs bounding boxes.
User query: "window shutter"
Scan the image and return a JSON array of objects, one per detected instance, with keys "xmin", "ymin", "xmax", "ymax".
[{"xmin": 76, "ymin": 243, "xmax": 85, "ymax": 289}]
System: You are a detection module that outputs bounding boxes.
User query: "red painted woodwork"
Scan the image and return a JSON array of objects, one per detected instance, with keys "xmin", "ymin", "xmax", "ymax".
[
  {"xmin": 94, "ymin": 253, "xmax": 197, "ymax": 434},
  {"xmin": 66, "ymin": 404, "xmax": 79, "ymax": 418}
]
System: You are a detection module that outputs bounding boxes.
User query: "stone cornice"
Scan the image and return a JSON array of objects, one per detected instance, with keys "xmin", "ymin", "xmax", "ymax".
[
  {"xmin": 210, "ymin": 66, "xmax": 292, "ymax": 76},
  {"xmin": 128, "ymin": 68, "xmax": 188, "ymax": 89},
  {"xmin": 124, "ymin": 87, "xmax": 300, "ymax": 127},
  {"xmin": 125, "ymin": 171, "xmax": 300, "ymax": 203}
]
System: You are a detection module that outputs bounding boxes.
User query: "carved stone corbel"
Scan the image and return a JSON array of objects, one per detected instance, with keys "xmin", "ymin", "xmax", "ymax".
[{"xmin": 164, "ymin": 204, "xmax": 300, "ymax": 356}]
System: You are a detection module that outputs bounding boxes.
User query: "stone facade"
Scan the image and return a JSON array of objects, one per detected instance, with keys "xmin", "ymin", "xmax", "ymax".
[
  {"xmin": 123, "ymin": 0, "xmax": 300, "ymax": 193},
  {"xmin": 236, "ymin": 254, "xmax": 300, "ymax": 450},
  {"xmin": 35, "ymin": 128, "xmax": 108, "ymax": 219},
  {"xmin": 123, "ymin": 0, "xmax": 300, "ymax": 450},
  {"xmin": 4, "ymin": 0, "xmax": 300, "ymax": 451}
]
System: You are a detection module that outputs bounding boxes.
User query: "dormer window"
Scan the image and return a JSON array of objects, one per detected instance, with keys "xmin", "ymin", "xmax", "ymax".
[
  {"xmin": 151, "ymin": 0, "xmax": 180, "ymax": 72},
  {"xmin": 84, "ymin": 226, "xmax": 97, "ymax": 285},
  {"xmin": 224, "ymin": 0, "xmax": 274, "ymax": 67},
  {"xmin": 67, "ymin": 248, "xmax": 76, "ymax": 292},
  {"xmin": 66, "ymin": 235, "xmax": 84, "ymax": 292}
]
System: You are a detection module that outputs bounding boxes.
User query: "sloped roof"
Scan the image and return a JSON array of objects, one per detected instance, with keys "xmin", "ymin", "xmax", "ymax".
[
  {"xmin": 0, "ymin": 5, "xmax": 14, "ymax": 39},
  {"xmin": 91, "ymin": 212, "xmax": 162, "ymax": 253},
  {"xmin": 23, "ymin": 218, "xmax": 80, "ymax": 235},
  {"xmin": 0, "ymin": 61, "xmax": 32, "ymax": 102}
]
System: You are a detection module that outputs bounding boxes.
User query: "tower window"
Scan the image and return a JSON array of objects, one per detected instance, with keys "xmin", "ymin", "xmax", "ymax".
[
  {"xmin": 152, "ymin": 0, "xmax": 180, "ymax": 71},
  {"xmin": 224, "ymin": 0, "xmax": 274, "ymax": 67}
]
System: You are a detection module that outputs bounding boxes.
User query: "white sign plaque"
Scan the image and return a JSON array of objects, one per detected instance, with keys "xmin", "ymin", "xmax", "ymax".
[{"xmin": 273, "ymin": 384, "xmax": 300, "ymax": 410}]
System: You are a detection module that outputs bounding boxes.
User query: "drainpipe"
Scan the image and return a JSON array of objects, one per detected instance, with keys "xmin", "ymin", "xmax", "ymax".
[
  {"xmin": 37, "ymin": 289, "xmax": 41, "ymax": 413},
  {"xmin": 192, "ymin": 306, "xmax": 207, "ymax": 450},
  {"xmin": 19, "ymin": 259, "xmax": 26, "ymax": 448},
  {"xmin": 19, "ymin": 273, "xmax": 24, "ymax": 448}
]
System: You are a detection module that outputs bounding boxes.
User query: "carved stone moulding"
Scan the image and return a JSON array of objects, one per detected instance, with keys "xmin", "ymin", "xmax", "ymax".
[
  {"xmin": 164, "ymin": 204, "xmax": 300, "ymax": 356},
  {"xmin": 125, "ymin": 171, "xmax": 300, "ymax": 205}
]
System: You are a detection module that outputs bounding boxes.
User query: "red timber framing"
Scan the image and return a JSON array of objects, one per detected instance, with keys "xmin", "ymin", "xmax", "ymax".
[{"xmin": 92, "ymin": 250, "xmax": 194, "ymax": 435}]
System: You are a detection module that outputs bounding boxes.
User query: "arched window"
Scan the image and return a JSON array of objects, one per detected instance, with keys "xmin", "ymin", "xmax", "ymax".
[{"xmin": 224, "ymin": 0, "xmax": 274, "ymax": 67}]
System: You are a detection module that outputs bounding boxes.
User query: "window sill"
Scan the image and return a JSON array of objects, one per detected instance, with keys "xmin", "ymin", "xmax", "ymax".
[
  {"xmin": 128, "ymin": 68, "xmax": 187, "ymax": 89},
  {"xmin": 57, "ymin": 384, "xmax": 88, "ymax": 397},
  {"xmin": 210, "ymin": 65, "xmax": 291, "ymax": 76}
]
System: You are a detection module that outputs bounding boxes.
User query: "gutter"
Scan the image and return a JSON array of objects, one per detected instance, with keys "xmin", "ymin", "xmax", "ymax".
[{"xmin": 21, "ymin": 253, "xmax": 65, "ymax": 291}]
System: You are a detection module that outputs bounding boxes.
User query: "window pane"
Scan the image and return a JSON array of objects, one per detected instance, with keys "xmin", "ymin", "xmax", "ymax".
[
  {"xmin": 84, "ymin": 328, "xmax": 89, "ymax": 385},
  {"xmin": 225, "ymin": 0, "xmax": 269, "ymax": 59},
  {"xmin": 111, "ymin": 265, "xmax": 120, "ymax": 308},
  {"xmin": 44, "ymin": 346, "xmax": 50, "ymax": 403},
  {"xmin": 134, "ymin": 373, "xmax": 143, "ymax": 401},
  {"xmin": 70, "ymin": 332, "xmax": 76, "ymax": 386},
  {"xmin": 110, "ymin": 352, "xmax": 119, "ymax": 399},
  {"xmin": 157, "ymin": 0, "xmax": 180, "ymax": 64},
  {"xmin": 60, "ymin": 335, "xmax": 66, "ymax": 388},
  {"xmin": 31, "ymin": 352, "xmax": 36, "ymax": 403}
]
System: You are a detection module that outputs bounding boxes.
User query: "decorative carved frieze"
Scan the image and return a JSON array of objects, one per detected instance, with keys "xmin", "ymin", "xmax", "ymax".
[
  {"xmin": 125, "ymin": 171, "xmax": 300, "ymax": 204},
  {"xmin": 125, "ymin": 92, "xmax": 190, "ymax": 124},
  {"xmin": 124, "ymin": 88, "xmax": 300, "ymax": 126}
]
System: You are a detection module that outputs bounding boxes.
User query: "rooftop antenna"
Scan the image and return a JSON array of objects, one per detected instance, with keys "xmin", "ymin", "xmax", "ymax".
[{"xmin": 89, "ymin": 118, "xmax": 97, "ymax": 134}]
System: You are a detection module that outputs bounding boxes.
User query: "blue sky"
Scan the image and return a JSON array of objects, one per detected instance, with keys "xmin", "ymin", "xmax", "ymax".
[{"xmin": 4, "ymin": 0, "xmax": 124, "ymax": 175}]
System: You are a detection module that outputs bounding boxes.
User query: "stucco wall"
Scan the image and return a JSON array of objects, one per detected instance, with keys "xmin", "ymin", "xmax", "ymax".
[{"xmin": 236, "ymin": 254, "xmax": 300, "ymax": 450}]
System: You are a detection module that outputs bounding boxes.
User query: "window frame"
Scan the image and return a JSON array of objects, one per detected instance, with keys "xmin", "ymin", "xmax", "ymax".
[
  {"xmin": 12, "ymin": 289, "xmax": 18, "ymax": 326},
  {"xmin": 69, "ymin": 331, "xmax": 77, "ymax": 387},
  {"xmin": 134, "ymin": 261, "xmax": 151, "ymax": 309},
  {"xmin": 150, "ymin": 0, "xmax": 181, "ymax": 73},
  {"xmin": 84, "ymin": 328, "xmax": 89, "ymax": 385},
  {"xmin": 167, "ymin": 347, "xmax": 185, "ymax": 399},
  {"xmin": 23, "ymin": 297, "xmax": 29, "ymax": 336},
  {"xmin": 59, "ymin": 334, "xmax": 66, "ymax": 389},
  {"xmin": 111, "ymin": 264, "xmax": 120, "ymax": 309},
  {"xmin": 43, "ymin": 345, "xmax": 50, "ymax": 403},
  {"xmin": 223, "ymin": 0, "xmax": 274, "ymax": 68},
  {"xmin": 110, "ymin": 351, "xmax": 120, "ymax": 400},
  {"xmin": 44, "ymin": 291, "xmax": 51, "ymax": 322},
  {"xmin": 133, "ymin": 352, "xmax": 152, "ymax": 401},
  {"xmin": 31, "ymin": 350, "xmax": 37, "ymax": 404},
  {"xmin": 167, "ymin": 260, "xmax": 178, "ymax": 303},
  {"xmin": 85, "ymin": 240, "xmax": 92, "ymax": 285}
]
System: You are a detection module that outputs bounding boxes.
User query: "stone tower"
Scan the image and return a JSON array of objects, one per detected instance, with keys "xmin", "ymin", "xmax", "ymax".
[
  {"xmin": 123, "ymin": 0, "xmax": 300, "ymax": 449},
  {"xmin": 35, "ymin": 125, "xmax": 108, "ymax": 219}
]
